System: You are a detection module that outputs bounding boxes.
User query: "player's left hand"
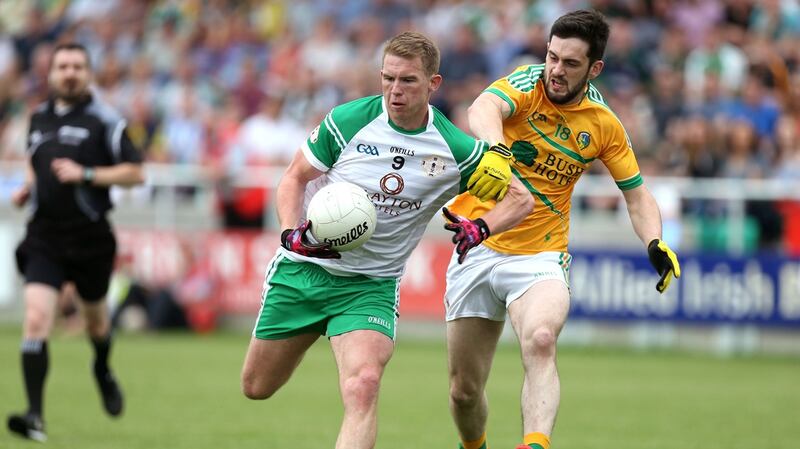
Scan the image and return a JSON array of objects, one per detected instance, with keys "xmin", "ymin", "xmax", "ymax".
[
  {"xmin": 647, "ymin": 239, "xmax": 681, "ymax": 293},
  {"xmin": 442, "ymin": 207, "xmax": 491, "ymax": 264},
  {"xmin": 467, "ymin": 143, "xmax": 513, "ymax": 202},
  {"xmin": 51, "ymin": 158, "xmax": 84, "ymax": 184}
]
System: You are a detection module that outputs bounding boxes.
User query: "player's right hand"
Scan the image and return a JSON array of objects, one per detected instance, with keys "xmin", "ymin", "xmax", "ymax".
[
  {"xmin": 467, "ymin": 143, "xmax": 513, "ymax": 202},
  {"xmin": 647, "ymin": 239, "xmax": 680, "ymax": 293},
  {"xmin": 11, "ymin": 185, "xmax": 31, "ymax": 208},
  {"xmin": 442, "ymin": 207, "xmax": 491, "ymax": 264},
  {"xmin": 281, "ymin": 220, "xmax": 341, "ymax": 259}
]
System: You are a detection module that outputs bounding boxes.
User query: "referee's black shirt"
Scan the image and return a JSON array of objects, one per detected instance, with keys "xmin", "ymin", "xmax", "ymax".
[{"xmin": 27, "ymin": 93, "xmax": 142, "ymax": 223}]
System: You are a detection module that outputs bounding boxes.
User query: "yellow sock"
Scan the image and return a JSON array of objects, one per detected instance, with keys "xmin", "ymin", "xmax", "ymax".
[
  {"xmin": 460, "ymin": 432, "xmax": 488, "ymax": 449},
  {"xmin": 523, "ymin": 432, "xmax": 550, "ymax": 449}
]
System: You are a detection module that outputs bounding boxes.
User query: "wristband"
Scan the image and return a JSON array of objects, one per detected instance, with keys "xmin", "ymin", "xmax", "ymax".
[
  {"xmin": 83, "ymin": 167, "xmax": 95, "ymax": 185},
  {"xmin": 489, "ymin": 142, "xmax": 512, "ymax": 158}
]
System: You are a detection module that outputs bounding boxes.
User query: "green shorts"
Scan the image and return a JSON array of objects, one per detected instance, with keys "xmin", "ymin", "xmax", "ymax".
[{"xmin": 253, "ymin": 253, "xmax": 400, "ymax": 340}]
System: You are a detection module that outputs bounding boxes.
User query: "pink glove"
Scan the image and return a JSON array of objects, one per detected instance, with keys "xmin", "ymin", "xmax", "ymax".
[
  {"xmin": 442, "ymin": 207, "xmax": 491, "ymax": 264},
  {"xmin": 281, "ymin": 220, "xmax": 341, "ymax": 259}
]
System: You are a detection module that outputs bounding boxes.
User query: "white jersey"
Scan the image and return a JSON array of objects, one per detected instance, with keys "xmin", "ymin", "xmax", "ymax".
[{"xmin": 282, "ymin": 95, "xmax": 486, "ymax": 278}]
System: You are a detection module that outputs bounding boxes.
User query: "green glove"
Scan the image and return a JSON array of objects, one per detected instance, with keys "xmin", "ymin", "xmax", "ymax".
[
  {"xmin": 647, "ymin": 239, "xmax": 681, "ymax": 293},
  {"xmin": 467, "ymin": 143, "xmax": 513, "ymax": 202}
]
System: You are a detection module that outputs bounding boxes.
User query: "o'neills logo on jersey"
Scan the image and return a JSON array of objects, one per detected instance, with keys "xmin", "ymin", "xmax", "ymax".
[
  {"xmin": 390, "ymin": 146, "xmax": 414, "ymax": 156},
  {"xmin": 325, "ymin": 222, "xmax": 370, "ymax": 247}
]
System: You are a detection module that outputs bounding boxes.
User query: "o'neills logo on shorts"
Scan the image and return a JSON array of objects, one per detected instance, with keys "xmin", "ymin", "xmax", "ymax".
[
  {"xmin": 368, "ymin": 316, "xmax": 390, "ymax": 329},
  {"xmin": 324, "ymin": 222, "xmax": 369, "ymax": 247}
]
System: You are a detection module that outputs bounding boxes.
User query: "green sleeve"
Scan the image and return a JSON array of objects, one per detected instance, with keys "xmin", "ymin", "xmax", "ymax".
[
  {"xmin": 431, "ymin": 108, "xmax": 485, "ymax": 193},
  {"xmin": 306, "ymin": 95, "xmax": 384, "ymax": 168}
]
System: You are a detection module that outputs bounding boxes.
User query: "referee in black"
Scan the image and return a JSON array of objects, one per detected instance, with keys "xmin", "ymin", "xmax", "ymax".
[{"xmin": 7, "ymin": 43, "xmax": 144, "ymax": 442}]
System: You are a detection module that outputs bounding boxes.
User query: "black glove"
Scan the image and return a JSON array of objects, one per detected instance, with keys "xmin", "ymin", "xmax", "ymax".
[
  {"xmin": 647, "ymin": 239, "xmax": 680, "ymax": 293},
  {"xmin": 442, "ymin": 207, "xmax": 491, "ymax": 264},
  {"xmin": 281, "ymin": 220, "xmax": 341, "ymax": 259}
]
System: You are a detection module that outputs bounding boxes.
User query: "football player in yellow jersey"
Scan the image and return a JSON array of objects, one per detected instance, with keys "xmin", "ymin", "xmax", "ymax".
[{"xmin": 444, "ymin": 10, "xmax": 681, "ymax": 449}]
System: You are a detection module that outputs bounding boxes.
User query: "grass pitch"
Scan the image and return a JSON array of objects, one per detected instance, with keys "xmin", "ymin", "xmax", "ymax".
[{"xmin": 0, "ymin": 325, "xmax": 798, "ymax": 449}]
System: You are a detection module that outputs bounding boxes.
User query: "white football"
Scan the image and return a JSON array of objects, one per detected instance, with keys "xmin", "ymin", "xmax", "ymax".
[{"xmin": 306, "ymin": 182, "xmax": 377, "ymax": 251}]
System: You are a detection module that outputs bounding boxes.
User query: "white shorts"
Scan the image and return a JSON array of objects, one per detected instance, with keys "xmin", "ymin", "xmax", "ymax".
[{"xmin": 444, "ymin": 245, "xmax": 571, "ymax": 322}]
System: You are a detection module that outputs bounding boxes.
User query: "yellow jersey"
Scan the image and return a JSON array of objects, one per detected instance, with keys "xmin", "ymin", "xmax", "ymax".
[{"xmin": 449, "ymin": 63, "xmax": 643, "ymax": 255}]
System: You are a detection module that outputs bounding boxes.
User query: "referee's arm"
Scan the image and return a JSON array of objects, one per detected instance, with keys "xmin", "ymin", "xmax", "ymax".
[
  {"xmin": 94, "ymin": 118, "xmax": 145, "ymax": 187},
  {"xmin": 51, "ymin": 158, "xmax": 143, "ymax": 187},
  {"xmin": 11, "ymin": 164, "xmax": 36, "ymax": 207},
  {"xmin": 88, "ymin": 163, "xmax": 143, "ymax": 187}
]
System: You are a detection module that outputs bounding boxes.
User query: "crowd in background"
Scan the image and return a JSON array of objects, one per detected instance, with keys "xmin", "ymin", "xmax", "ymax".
[{"xmin": 1, "ymin": 0, "xmax": 800, "ymax": 248}]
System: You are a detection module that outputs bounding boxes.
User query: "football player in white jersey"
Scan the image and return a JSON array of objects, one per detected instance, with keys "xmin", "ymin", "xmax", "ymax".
[{"xmin": 240, "ymin": 31, "xmax": 533, "ymax": 449}]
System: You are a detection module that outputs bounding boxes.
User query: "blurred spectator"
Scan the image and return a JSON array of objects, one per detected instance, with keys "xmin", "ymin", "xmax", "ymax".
[
  {"xmin": 721, "ymin": 71, "xmax": 781, "ymax": 141},
  {"xmin": 772, "ymin": 114, "xmax": 800, "ymax": 180},
  {"xmin": 439, "ymin": 22, "xmax": 490, "ymax": 114},
  {"xmin": 749, "ymin": 0, "xmax": 800, "ymax": 40},
  {"xmin": 367, "ymin": 0, "xmax": 414, "ymax": 34},
  {"xmin": 230, "ymin": 56, "xmax": 266, "ymax": 118},
  {"xmin": 0, "ymin": 23, "xmax": 16, "ymax": 78},
  {"xmin": 158, "ymin": 89, "xmax": 207, "ymax": 166},
  {"xmin": 722, "ymin": 0, "xmax": 754, "ymax": 47},
  {"xmin": 684, "ymin": 25, "xmax": 748, "ymax": 100},
  {"xmin": 125, "ymin": 95, "xmax": 160, "ymax": 158},
  {"xmin": 12, "ymin": 6, "xmax": 66, "ymax": 72},
  {"xmin": 265, "ymin": 29, "xmax": 301, "ymax": 89},
  {"xmin": 94, "ymin": 53, "xmax": 127, "ymax": 107},
  {"xmin": 669, "ymin": 0, "xmax": 724, "ymax": 48},
  {"xmin": 771, "ymin": 115, "xmax": 800, "ymax": 254},
  {"xmin": 141, "ymin": 10, "xmax": 187, "ymax": 80},
  {"xmin": 111, "ymin": 240, "xmax": 219, "ymax": 333},
  {"xmin": 220, "ymin": 92, "xmax": 304, "ymax": 228},
  {"xmin": 720, "ymin": 120, "xmax": 767, "ymax": 178},
  {"xmin": 688, "ymin": 71, "xmax": 730, "ymax": 120},
  {"xmin": 20, "ymin": 42, "xmax": 54, "ymax": 104},
  {"xmin": 645, "ymin": 24, "xmax": 687, "ymax": 74},
  {"xmin": 743, "ymin": 33, "xmax": 793, "ymax": 107},
  {"xmin": 601, "ymin": 17, "xmax": 649, "ymax": 87},
  {"xmin": 82, "ymin": 14, "xmax": 139, "ymax": 69},
  {"xmin": 298, "ymin": 16, "xmax": 352, "ymax": 85},
  {"xmin": 114, "ymin": 54, "xmax": 159, "ymax": 117},
  {"xmin": 649, "ymin": 66, "xmax": 685, "ymax": 136},
  {"xmin": 159, "ymin": 56, "xmax": 218, "ymax": 119}
]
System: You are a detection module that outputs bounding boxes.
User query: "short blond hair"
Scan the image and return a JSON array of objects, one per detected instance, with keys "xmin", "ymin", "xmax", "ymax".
[{"xmin": 383, "ymin": 31, "xmax": 440, "ymax": 76}]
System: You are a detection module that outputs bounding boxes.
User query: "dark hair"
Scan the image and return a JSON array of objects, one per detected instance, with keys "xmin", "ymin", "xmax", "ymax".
[
  {"xmin": 51, "ymin": 42, "xmax": 92, "ymax": 68},
  {"xmin": 549, "ymin": 10, "xmax": 610, "ymax": 62},
  {"xmin": 383, "ymin": 31, "xmax": 440, "ymax": 76}
]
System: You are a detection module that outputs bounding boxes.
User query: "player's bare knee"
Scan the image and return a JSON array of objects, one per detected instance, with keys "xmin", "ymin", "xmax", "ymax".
[
  {"xmin": 341, "ymin": 367, "xmax": 382, "ymax": 408},
  {"xmin": 241, "ymin": 376, "xmax": 275, "ymax": 400},
  {"xmin": 449, "ymin": 380, "xmax": 482, "ymax": 409},
  {"xmin": 522, "ymin": 327, "xmax": 557, "ymax": 358}
]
